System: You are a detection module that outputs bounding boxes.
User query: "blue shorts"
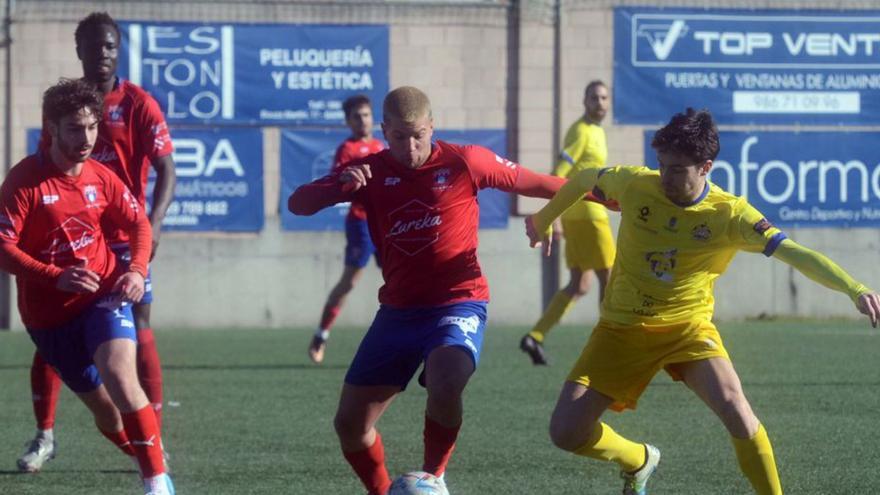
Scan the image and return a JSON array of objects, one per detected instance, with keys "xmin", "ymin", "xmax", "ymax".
[
  {"xmin": 344, "ymin": 218, "xmax": 379, "ymax": 269},
  {"xmin": 111, "ymin": 244, "xmax": 153, "ymax": 304},
  {"xmin": 27, "ymin": 298, "xmax": 137, "ymax": 394},
  {"xmin": 345, "ymin": 301, "xmax": 488, "ymax": 389}
]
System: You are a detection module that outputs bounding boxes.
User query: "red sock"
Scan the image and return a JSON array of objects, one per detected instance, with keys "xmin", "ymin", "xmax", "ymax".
[
  {"xmin": 342, "ymin": 433, "xmax": 392, "ymax": 495},
  {"xmin": 121, "ymin": 406, "xmax": 165, "ymax": 478},
  {"xmin": 98, "ymin": 426, "xmax": 135, "ymax": 456},
  {"xmin": 136, "ymin": 328, "xmax": 164, "ymax": 430},
  {"xmin": 319, "ymin": 304, "xmax": 342, "ymax": 332},
  {"xmin": 423, "ymin": 415, "xmax": 460, "ymax": 476},
  {"xmin": 30, "ymin": 352, "xmax": 61, "ymax": 431}
]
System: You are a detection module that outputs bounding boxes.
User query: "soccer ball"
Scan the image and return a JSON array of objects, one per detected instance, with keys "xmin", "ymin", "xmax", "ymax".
[{"xmin": 388, "ymin": 471, "xmax": 448, "ymax": 495}]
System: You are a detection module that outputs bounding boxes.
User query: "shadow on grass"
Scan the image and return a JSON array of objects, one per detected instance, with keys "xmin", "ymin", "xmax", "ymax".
[
  {"xmin": 0, "ymin": 363, "xmax": 348, "ymax": 372},
  {"xmin": 0, "ymin": 468, "xmax": 137, "ymax": 475},
  {"xmin": 163, "ymin": 363, "xmax": 348, "ymax": 371}
]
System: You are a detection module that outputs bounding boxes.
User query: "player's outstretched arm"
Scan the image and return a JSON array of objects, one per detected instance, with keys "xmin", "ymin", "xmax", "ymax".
[
  {"xmin": 528, "ymin": 168, "xmax": 602, "ymax": 237},
  {"xmin": 287, "ymin": 164, "xmax": 370, "ymax": 216},
  {"xmin": 773, "ymin": 238, "xmax": 879, "ymax": 326}
]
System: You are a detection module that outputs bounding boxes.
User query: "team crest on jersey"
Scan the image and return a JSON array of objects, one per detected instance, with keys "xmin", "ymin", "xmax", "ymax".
[
  {"xmin": 83, "ymin": 185, "xmax": 98, "ymax": 204},
  {"xmin": 664, "ymin": 216, "xmax": 678, "ymax": 232},
  {"xmin": 106, "ymin": 105, "xmax": 126, "ymax": 128},
  {"xmin": 432, "ymin": 168, "xmax": 452, "ymax": 191},
  {"xmin": 753, "ymin": 218, "xmax": 773, "ymax": 234},
  {"xmin": 691, "ymin": 223, "xmax": 711, "ymax": 241}
]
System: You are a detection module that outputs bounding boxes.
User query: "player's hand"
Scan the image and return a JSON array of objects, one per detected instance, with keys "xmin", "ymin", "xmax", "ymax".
[
  {"xmin": 856, "ymin": 292, "xmax": 880, "ymax": 328},
  {"xmin": 55, "ymin": 260, "xmax": 100, "ymax": 293},
  {"xmin": 339, "ymin": 163, "xmax": 372, "ymax": 193},
  {"xmin": 525, "ymin": 215, "xmax": 553, "ymax": 256},
  {"xmin": 111, "ymin": 270, "xmax": 145, "ymax": 304}
]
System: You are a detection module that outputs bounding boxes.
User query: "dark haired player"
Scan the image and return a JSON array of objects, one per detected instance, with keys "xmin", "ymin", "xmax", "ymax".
[
  {"xmin": 19, "ymin": 11, "xmax": 176, "ymax": 472},
  {"xmin": 308, "ymin": 94, "xmax": 385, "ymax": 364},
  {"xmin": 1, "ymin": 78, "xmax": 173, "ymax": 495},
  {"xmin": 526, "ymin": 108, "xmax": 880, "ymax": 495}
]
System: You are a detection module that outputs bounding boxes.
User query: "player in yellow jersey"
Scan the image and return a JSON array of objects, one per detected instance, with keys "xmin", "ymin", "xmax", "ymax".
[
  {"xmin": 525, "ymin": 108, "xmax": 880, "ymax": 495},
  {"xmin": 520, "ymin": 80, "xmax": 616, "ymax": 366}
]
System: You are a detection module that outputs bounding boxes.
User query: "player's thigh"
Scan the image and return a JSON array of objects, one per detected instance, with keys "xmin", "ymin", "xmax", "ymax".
[
  {"xmin": 675, "ymin": 357, "xmax": 749, "ymax": 410},
  {"xmin": 26, "ymin": 319, "xmax": 102, "ymax": 395},
  {"xmin": 563, "ymin": 217, "xmax": 614, "ymax": 271},
  {"xmin": 344, "ymin": 218, "xmax": 374, "ymax": 269},
  {"xmin": 423, "ymin": 345, "xmax": 475, "ymax": 396},
  {"xmin": 568, "ymin": 320, "xmax": 680, "ymax": 412}
]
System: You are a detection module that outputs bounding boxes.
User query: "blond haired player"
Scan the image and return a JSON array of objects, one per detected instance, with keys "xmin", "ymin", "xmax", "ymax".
[
  {"xmin": 520, "ymin": 80, "xmax": 615, "ymax": 365},
  {"xmin": 526, "ymin": 108, "xmax": 880, "ymax": 495}
]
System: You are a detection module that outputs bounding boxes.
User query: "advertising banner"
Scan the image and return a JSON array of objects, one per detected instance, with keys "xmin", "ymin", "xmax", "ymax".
[
  {"xmin": 643, "ymin": 130, "xmax": 880, "ymax": 227},
  {"xmin": 616, "ymin": 8, "xmax": 880, "ymax": 125},
  {"xmin": 119, "ymin": 21, "xmax": 389, "ymax": 125}
]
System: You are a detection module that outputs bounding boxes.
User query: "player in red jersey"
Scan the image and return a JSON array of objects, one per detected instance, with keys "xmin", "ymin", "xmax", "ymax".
[
  {"xmin": 0, "ymin": 79, "xmax": 173, "ymax": 494},
  {"xmin": 308, "ymin": 94, "xmax": 385, "ymax": 364},
  {"xmin": 289, "ymin": 86, "xmax": 569, "ymax": 494},
  {"xmin": 18, "ymin": 12, "xmax": 176, "ymax": 473}
]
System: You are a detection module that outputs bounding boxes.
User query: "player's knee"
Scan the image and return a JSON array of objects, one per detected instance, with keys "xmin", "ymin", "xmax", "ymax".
[
  {"xmin": 716, "ymin": 394, "xmax": 755, "ymax": 431},
  {"xmin": 333, "ymin": 411, "xmax": 364, "ymax": 441},
  {"xmin": 549, "ymin": 420, "xmax": 586, "ymax": 452}
]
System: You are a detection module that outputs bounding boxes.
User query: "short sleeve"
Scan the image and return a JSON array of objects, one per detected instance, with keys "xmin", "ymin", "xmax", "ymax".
[
  {"xmin": 729, "ymin": 199, "xmax": 787, "ymax": 256},
  {"xmin": 463, "ymin": 145, "xmax": 520, "ymax": 190},
  {"xmin": 138, "ymin": 96, "xmax": 173, "ymax": 160},
  {"xmin": 556, "ymin": 124, "xmax": 587, "ymax": 177}
]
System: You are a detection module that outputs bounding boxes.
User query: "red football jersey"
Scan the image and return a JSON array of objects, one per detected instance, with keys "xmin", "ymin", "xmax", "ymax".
[
  {"xmin": 40, "ymin": 79, "xmax": 173, "ymax": 244},
  {"xmin": 331, "ymin": 137, "xmax": 385, "ymax": 221},
  {"xmin": 342, "ymin": 140, "xmax": 520, "ymax": 307},
  {"xmin": 0, "ymin": 153, "xmax": 146, "ymax": 329}
]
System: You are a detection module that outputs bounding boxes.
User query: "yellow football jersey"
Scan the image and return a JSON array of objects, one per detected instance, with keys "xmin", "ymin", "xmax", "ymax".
[
  {"xmin": 594, "ymin": 166, "xmax": 786, "ymax": 326},
  {"xmin": 555, "ymin": 119, "xmax": 608, "ymax": 221}
]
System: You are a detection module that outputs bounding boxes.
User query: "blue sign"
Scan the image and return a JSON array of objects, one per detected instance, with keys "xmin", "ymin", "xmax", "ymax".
[
  {"xmin": 643, "ymin": 130, "xmax": 880, "ymax": 227},
  {"xmin": 616, "ymin": 8, "xmax": 880, "ymax": 125},
  {"xmin": 152, "ymin": 128, "xmax": 263, "ymax": 231},
  {"xmin": 119, "ymin": 21, "xmax": 389, "ymax": 125},
  {"xmin": 280, "ymin": 129, "xmax": 510, "ymax": 231}
]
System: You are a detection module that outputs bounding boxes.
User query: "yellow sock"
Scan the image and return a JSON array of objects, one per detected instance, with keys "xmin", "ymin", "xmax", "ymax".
[
  {"xmin": 528, "ymin": 291, "xmax": 575, "ymax": 343},
  {"xmin": 731, "ymin": 424, "xmax": 782, "ymax": 495},
  {"xmin": 573, "ymin": 422, "xmax": 645, "ymax": 472}
]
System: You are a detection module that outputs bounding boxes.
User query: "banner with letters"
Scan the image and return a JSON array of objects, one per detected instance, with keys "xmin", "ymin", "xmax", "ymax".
[
  {"xmin": 280, "ymin": 129, "xmax": 510, "ymax": 231},
  {"xmin": 643, "ymin": 130, "xmax": 880, "ymax": 227},
  {"xmin": 119, "ymin": 21, "xmax": 389, "ymax": 125},
  {"xmin": 27, "ymin": 127, "xmax": 264, "ymax": 232},
  {"xmin": 616, "ymin": 8, "xmax": 880, "ymax": 125}
]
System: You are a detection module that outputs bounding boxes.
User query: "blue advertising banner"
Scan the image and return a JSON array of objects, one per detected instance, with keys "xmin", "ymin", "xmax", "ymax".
[
  {"xmin": 643, "ymin": 130, "xmax": 880, "ymax": 227},
  {"xmin": 119, "ymin": 21, "xmax": 389, "ymax": 125},
  {"xmin": 152, "ymin": 128, "xmax": 263, "ymax": 231},
  {"xmin": 280, "ymin": 129, "xmax": 510, "ymax": 231},
  {"xmin": 616, "ymin": 8, "xmax": 880, "ymax": 125},
  {"xmin": 27, "ymin": 127, "xmax": 264, "ymax": 232}
]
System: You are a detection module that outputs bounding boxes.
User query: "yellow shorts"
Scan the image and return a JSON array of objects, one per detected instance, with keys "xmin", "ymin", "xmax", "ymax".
[
  {"xmin": 562, "ymin": 215, "xmax": 615, "ymax": 271},
  {"xmin": 566, "ymin": 319, "xmax": 730, "ymax": 411}
]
